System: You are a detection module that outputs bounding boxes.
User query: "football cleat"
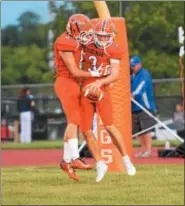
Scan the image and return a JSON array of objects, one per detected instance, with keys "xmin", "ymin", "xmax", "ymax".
[
  {"xmin": 96, "ymin": 161, "xmax": 108, "ymax": 182},
  {"xmin": 59, "ymin": 161, "xmax": 79, "ymax": 181},
  {"xmin": 123, "ymin": 156, "xmax": 136, "ymax": 176},
  {"xmin": 71, "ymin": 158, "xmax": 94, "ymax": 170}
]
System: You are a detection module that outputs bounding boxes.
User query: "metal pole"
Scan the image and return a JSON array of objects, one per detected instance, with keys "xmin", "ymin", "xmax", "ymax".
[
  {"xmin": 78, "ymin": 140, "xmax": 87, "ymax": 153},
  {"xmin": 48, "ymin": 0, "xmax": 57, "ymax": 71},
  {"xmin": 132, "ymin": 125, "xmax": 157, "ymax": 138},
  {"xmin": 119, "ymin": 1, "xmax": 123, "ymax": 17}
]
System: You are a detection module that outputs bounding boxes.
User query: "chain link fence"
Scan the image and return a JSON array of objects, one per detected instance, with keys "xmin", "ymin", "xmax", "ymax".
[
  {"xmin": 152, "ymin": 78, "xmax": 183, "ymax": 119},
  {"xmin": 1, "ymin": 78, "xmax": 184, "ymax": 118},
  {"xmin": 1, "ymin": 78, "xmax": 184, "ymax": 140}
]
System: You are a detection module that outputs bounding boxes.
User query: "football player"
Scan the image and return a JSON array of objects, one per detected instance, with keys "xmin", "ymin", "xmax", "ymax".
[
  {"xmin": 54, "ymin": 14, "xmax": 101, "ymax": 181},
  {"xmin": 80, "ymin": 19, "xmax": 136, "ymax": 182}
]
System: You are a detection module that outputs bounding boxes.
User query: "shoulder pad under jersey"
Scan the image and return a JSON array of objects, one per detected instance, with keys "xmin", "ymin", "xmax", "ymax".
[
  {"xmin": 55, "ymin": 32, "xmax": 79, "ymax": 52},
  {"xmin": 105, "ymin": 43, "xmax": 124, "ymax": 60}
]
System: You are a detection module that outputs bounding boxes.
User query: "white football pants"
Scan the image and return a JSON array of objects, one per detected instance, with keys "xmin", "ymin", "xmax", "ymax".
[{"xmin": 20, "ymin": 111, "xmax": 32, "ymax": 143}]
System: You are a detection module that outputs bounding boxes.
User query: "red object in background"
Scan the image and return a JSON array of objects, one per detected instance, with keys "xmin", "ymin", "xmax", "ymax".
[{"xmin": 1, "ymin": 125, "xmax": 11, "ymax": 140}]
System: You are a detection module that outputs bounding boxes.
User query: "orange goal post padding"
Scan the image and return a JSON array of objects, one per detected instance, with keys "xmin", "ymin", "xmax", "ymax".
[{"xmin": 93, "ymin": 1, "xmax": 132, "ymax": 172}]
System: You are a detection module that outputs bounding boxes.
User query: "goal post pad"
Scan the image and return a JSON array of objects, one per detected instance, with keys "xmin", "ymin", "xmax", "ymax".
[{"xmin": 91, "ymin": 18, "xmax": 132, "ymax": 172}]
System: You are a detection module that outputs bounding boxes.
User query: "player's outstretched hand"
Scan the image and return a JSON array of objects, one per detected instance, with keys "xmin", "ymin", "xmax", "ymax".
[{"xmin": 89, "ymin": 70, "xmax": 101, "ymax": 77}]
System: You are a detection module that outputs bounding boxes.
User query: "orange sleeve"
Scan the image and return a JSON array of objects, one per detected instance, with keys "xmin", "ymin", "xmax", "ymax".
[
  {"xmin": 106, "ymin": 44, "xmax": 124, "ymax": 60},
  {"xmin": 56, "ymin": 34, "xmax": 79, "ymax": 52}
]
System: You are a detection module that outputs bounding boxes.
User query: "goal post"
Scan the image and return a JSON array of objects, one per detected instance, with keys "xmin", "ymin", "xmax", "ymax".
[{"xmin": 94, "ymin": 1, "xmax": 111, "ymax": 18}]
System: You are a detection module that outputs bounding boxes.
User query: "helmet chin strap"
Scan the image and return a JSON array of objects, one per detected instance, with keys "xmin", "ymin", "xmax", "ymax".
[{"xmin": 94, "ymin": 35, "xmax": 113, "ymax": 48}]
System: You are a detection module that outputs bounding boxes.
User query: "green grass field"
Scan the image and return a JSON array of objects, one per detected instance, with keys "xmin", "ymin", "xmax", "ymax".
[
  {"xmin": 1, "ymin": 139, "xmax": 181, "ymax": 150},
  {"xmin": 2, "ymin": 165, "xmax": 184, "ymax": 205}
]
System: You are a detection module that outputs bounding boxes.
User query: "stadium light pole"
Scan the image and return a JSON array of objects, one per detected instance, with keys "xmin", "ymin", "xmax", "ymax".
[
  {"xmin": 178, "ymin": 26, "xmax": 185, "ymax": 109},
  {"xmin": 48, "ymin": 0, "xmax": 57, "ymax": 71},
  {"xmin": 119, "ymin": 1, "xmax": 123, "ymax": 17}
]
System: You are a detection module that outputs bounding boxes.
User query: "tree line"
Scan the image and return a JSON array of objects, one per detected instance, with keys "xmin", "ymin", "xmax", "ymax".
[{"xmin": 2, "ymin": 1, "xmax": 184, "ymax": 85}]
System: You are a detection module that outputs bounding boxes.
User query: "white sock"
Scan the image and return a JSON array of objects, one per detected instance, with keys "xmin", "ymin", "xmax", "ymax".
[
  {"xmin": 96, "ymin": 160, "xmax": 104, "ymax": 166},
  {"xmin": 68, "ymin": 138, "xmax": 80, "ymax": 160},
  {"xmin": 122, "ymin": 155, "xmax": 131, "ymax": 163},
  {"xmin": 63, "ymin": 142, "xmax": 72, "ymax": 163}
]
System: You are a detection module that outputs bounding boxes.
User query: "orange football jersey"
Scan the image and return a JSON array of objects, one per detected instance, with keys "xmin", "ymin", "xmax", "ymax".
[
  {"xmin": 82, "ymin": 41, "xmax": 124, "ymax": 85},
  {"xmin": 54, "ymin": 32, "xmax": 82, "ymax": 77}
]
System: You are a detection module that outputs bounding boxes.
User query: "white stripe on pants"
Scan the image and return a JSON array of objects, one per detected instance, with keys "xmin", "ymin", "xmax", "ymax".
[{"xmin": 20, "ymin": 111, "xmax": 32, "ymax": 143}]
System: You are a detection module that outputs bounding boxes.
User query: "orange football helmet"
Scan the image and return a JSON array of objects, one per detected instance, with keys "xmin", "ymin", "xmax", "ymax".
[
  {"xmin": 94, "ymin": 19, "xmax": 116, "ymax": 48},
  {"xmin": 66, "ymin": 14, "xmax": 93, "ymax": 45}
]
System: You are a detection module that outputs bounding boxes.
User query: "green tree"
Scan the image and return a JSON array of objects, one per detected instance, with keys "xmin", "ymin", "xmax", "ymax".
[
  {"xmin": 17, "ymin": 11, "xmax": 40, "ymax": 30},
  {"xmin": 2, "ymin": 46, "xmax": 53, "ymax": 84},
  {"xmin": 2, "ymin": 11, "xmax": 49, "ymax": 48},
  {"xmin": 125, "ymin": 1, "xmax": 184, "ymax": 78},
  {"xmin": 126, "ymin": 2, "xmax": 184, "ymax": 54},
  {"xmin": 51, "ymin": 2, "xmax": 74, "ymax": 38},
  {"xmin": 2, "ymin": 25, "xmax": 20, "ymax": 47},
  {"xmin": 17, "ymin": 11, "xmax": 49, "ymax": 48},
  {"xmin": 19, "ymin": 23, "xmax": 48, "ymax": 48}
]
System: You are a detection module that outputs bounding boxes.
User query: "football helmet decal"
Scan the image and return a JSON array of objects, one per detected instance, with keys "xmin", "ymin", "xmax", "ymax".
[{"xmin": 66, "ymin": 14, "xmax": 93, "ymax": 45}]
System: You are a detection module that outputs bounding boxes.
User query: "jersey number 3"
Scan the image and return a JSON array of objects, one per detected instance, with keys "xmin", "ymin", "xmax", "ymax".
[{"xmin": 88, "ymin": 56, "xmax": 97, "ymax": 71}]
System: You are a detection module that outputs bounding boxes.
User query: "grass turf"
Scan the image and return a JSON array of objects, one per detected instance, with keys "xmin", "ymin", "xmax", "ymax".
[
  {"xmin": 2, "ymin": 165, "xmax": 184, "ymax": 205},
  {"xmin": 1, "ymin": 139, "xmax": 181, "ymax": 150}
]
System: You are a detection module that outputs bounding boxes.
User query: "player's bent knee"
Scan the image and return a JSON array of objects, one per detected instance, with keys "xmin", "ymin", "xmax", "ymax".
[
  {"xmin": 83, "ymin": 130, "xmax": 94, "ymax": 140},
  {"xmin": 67, "ymin": 119, "xmax": 80, "ymax": 126},
  {"xmin": 65, "ymin": 123, "xmax": 78, "ymax": 140},
  {"xmin": 66, "ymin": 123, "xmax": 78, "ymax": 132},
  {"xmin": 104, "ymin": 124, "xmax": 114, "ymax": 133}
]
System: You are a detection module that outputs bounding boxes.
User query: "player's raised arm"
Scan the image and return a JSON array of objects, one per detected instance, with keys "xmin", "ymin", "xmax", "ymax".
[
  {"xmin": 85, "ymin": 58, "xmax": 120, "ymax": 92},
  {"xmin": 97, "ymin": 58, "xmax": 120, "ymax": 86}
]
